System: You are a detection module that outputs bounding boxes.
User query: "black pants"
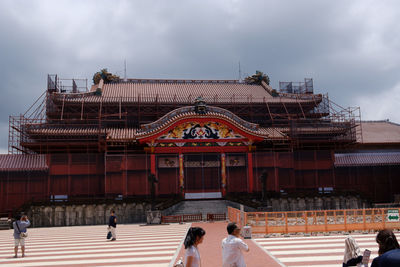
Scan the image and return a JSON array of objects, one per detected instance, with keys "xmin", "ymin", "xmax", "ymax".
[{"xmin": 343, "ymin": 256, "xmax": 363, "ymax": 267}]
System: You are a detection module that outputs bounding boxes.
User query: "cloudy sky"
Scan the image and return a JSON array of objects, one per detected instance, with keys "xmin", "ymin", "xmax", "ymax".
[{"xmin": 1, "ymin": 0, "xmax": 400, "ymax": 153}]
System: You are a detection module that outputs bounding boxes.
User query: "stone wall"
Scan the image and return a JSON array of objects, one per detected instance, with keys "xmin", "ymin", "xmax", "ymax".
[
  {"xmin": 26, "ymin": 202, "xmax": 152, "ymax": 228},
  {"xmin": 23, "ymin": 196, "xmax": 368, "ymax": 227},
  {"xmin": 265, "ymin": 195, "xmax": 368, "ymax": 212}
]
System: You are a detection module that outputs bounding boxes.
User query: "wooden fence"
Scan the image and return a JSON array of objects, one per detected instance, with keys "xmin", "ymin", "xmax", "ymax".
[{"xmin": 228, "ymin": 207, "xmax": 400, "ymax": 234}]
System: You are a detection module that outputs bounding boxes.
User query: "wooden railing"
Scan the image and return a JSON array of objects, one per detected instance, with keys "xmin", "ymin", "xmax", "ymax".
[
  {"xmin": 161, "ymin": 214, "xmax": 203, "ymax": 223},
  {"xmin": 161, "ymin": 215, "xmax": 184, "ymax": 223},
  {"xmin": 207, "ymin": 213, "xmax": 226, "ymax": 221},
  {"xmin": 162, "ymin": 213, "xmax": 227, "ymax": 223},
  {"xmin": 228, "ymin": 207, "xmax": 400, "ymax": 234},
  {"xmin": 183, "ymin": 214, "xmax": 203, "ymax": 222}
]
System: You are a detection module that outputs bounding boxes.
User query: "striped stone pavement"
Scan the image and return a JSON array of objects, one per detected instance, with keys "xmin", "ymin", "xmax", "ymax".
[
  {"xmin": 253, "ymin": 233, "xmax": 383, "ymax": 267},
  {"xmin": 0, "ymin": 223, "xmax": 190, "ymax": 267}
]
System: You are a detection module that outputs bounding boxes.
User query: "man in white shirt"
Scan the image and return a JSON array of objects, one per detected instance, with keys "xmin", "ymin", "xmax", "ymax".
[{"xmin": 222, "ymin": 222, "xmax": 249, "ymax": 267}]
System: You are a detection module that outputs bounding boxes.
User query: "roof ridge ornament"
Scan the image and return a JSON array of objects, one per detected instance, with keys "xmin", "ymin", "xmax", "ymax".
[{"xmin": 194, "ymin": 96, "xmax": 207, "ymax": 114}]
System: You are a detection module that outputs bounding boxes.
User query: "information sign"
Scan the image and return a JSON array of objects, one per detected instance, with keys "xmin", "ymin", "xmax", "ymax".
[{"xmin": 387, "ymin": 209, "xmax": 399, "ymax": 222}]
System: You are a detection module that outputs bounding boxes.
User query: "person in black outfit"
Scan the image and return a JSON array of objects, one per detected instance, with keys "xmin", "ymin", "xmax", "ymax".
[
  {"xmin": 108, "ymin": 210, "xmax": 117, "ymax": 241},
  {"xmin": 342, "ymin": 236, "xmax": 363, "ymax": 267},
  {"xmin": 371, "ymin": 229, "xmax": 400, "ymax": 267}
]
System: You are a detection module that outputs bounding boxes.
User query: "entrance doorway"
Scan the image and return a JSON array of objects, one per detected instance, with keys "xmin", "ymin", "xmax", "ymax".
[{"xmin": 184, "ymin": 153, "xmax": 221, "ymax": 199}]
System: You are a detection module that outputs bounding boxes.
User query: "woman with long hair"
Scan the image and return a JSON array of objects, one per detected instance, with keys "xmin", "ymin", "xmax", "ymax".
[
  {"xmin": 371, "ymin": 229, "xmax": 400, "ymax": 267},
  {"xmin": 184, "ymin": 227, "xmax": 206, "ymax": 267}
]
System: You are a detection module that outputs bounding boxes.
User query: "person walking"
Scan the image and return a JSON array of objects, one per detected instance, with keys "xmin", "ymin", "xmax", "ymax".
[
  {"xmin": 13, "ymin": 215, "xmax": 30, "ymax": 258},
  {"xmin": 108, "ymin": 210, "xmax": 117, "ymax": 241},
  {"xmin": 222, "ymin": 222, "xmax": 249, "ymax": 267},
  {"xmin": 184, "ymin": 227, "xmax": 206, "ymax": 267},
  {"xmin": 371, "ymin": 229, "xmax": 400, "ymax": 267}
]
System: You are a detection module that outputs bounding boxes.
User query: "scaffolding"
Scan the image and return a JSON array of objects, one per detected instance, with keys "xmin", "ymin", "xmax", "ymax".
[
  {"xmin": 279, "ymin": 78, "xmax": 314, "ymax": 94},
  {"xmin": 8, "ymin": 75, "xmax": 361, "ymax": 154}
]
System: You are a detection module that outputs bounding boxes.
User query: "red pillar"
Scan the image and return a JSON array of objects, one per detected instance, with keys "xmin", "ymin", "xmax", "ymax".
[
  {"xmin": 104, "ymin": 153, "xmax": 107, "ymax": 196},
  {"xmin": 314, "ymin": 150, "xmax": 318, "ymax": 189},
  {"xmin": 273, "ymin": 152, "xmax": 279, "ymax": 192},
  {"xmin": 122, "ymin": 154, "xmax": 128, "ymax": 196},
  {"xmin": 247, "ymin": 152, "xmax": 253, "ymax": 193},
  {"xmin": 47, "ymin": 154, "xmax": 51, "ymax": 199},
  {"xmin": 274, "ymin": 168, "xmax": 279, "ymax": 192},
  {"xmin": 221, "ymin": 153, "xmax": 227, "ymax": 196},
  {"xmin": 47, "ymin": 173, "xmax": 51, "ymax": 199},
  {"xmin": 67, "ymin": 153, "xmax": 71, "ymax": 197},
  {"xmin": 0, "ymin": 178, "xmax": 3, "ymax": 212},
  {"xmin": 179, "ymin": 153, "xmax": 184, "ymax": 197},
  {"xmin": 150, "ymin": 152, "xmax": 159, "ymax": 196},
  {"xmin": 331, "ymin": 150, "xmax": 336, "ymax": 188},
  {"xmin": 151, "ymin": 154, "xmax": 156, "ymax": 175}
]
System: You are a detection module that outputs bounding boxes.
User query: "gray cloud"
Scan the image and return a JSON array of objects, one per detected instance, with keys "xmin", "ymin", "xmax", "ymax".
[{"xmin": 1, "ymin": 0, "xmax": 400, "ymax": 152}]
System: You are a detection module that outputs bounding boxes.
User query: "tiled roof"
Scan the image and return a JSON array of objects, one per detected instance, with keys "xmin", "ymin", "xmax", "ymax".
[
  {"xmin": 25, "ymin": 104, "xmax": 287, "ymax": 141},
  {"xmin": 27, "ymin": 127, "xmax": 103, "ymax": 136},
  {"xmin": 54, "ymin": 81, "xmax": 321, "ymax": 104},
  {"xmin": 335, "ymin": 152, "xmax": 400, "ymax": 167},
  {"xmin": 25, "ymin": 125, "xmax": 284, "ymax": 141},
  {"xmin": 357, "ymin": 120, "xmax": 400, "ymax": 144},
  {"xmin": 103, "ymin": 82, "xmax": 270, "ymax": 100},
  {"xmin": 257, "ymin": 127, "xmax": 285, "ymax": 139},
  {"xmin": 278, "ymin": 124, "xmax": 350, "ymax": 135},
  {"xmin": 107, "ymin": 128, "xmax": 136, "ymax": 140},
  {"xmin": 27, "ymin": 127, "xmax": 137, "ymax": 140},
  {"xmin": 0, "ymin": 154, "xmax": 48, "ymax": 171}
]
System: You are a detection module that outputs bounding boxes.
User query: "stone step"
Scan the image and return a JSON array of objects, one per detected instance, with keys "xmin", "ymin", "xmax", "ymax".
[
  {"xmin": 165, "ymin": 200, "xmax": 235, "ymax": 217},
  {"xmin": 173, "ymin": 211, "xmax": 227, "ymax": 214}
]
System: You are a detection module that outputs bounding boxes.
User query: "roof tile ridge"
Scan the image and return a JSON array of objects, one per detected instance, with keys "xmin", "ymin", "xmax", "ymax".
[
  {"xmin": 260, "ymin": 81, "xmax": 274, "ymax": 96},
  {"xmin": 213, "ymin": 113, "xmax": 270, "ymax": 138},
  {"xmin": 139, "ymin": 112, "xmax": 267, "ymax": 138},
  {"xmin": 120, "ymin": 78, "xmax": 241, "ymax": 84},
  {"xmin": 386, "ymin": 120, "xmax": 400, "ymax": 126},
  {"xmin": 335, "ymin": 151, "xmax": 400, "ymax": 155},
  {"xmin": 361, "ymin": 119, "xmax": 391, "ymax": 123}
]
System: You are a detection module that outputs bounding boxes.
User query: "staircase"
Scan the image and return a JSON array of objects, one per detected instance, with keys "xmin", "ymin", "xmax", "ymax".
[{"xmin": 163, "ymin": 200, "xmax": 244, "ymax": 221}]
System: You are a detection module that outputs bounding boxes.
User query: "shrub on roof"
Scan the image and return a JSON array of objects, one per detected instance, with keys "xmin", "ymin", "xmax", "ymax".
[
  {"xmin": 92, "ymin": 69, "xmax": 120, "ymax": 84},
  {"xmin": 244, "ymin": 70, "xmax": 270, "ymax": 85}
]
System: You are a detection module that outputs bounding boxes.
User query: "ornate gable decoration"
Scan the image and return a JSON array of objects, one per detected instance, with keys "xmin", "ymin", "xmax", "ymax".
[
  {"xmin": 159, "ymin": 121, "xmax": 244, "ymax": 140},
  {"xmin": 194, "ymin": 96, "xmax": 207, "ymax": 114},
  {"xmin": 140, "ymin": 105, "xmax": 258, "ymax": 133},
  {"xmin": 137, "ymin": 104, "xmax": 270, "ymax": 145}
]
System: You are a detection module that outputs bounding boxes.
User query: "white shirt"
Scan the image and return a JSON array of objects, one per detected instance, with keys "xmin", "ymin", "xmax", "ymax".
[
  {"xmin": 222, "ymin": 235, "xmax": 249, "ymax": 267},
  {"xmin": 185, "ymin": 246, "xmax": 201, "ymax": 267}
]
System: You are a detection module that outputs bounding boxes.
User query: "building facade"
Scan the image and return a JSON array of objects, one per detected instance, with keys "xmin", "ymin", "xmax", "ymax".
[{"xmin": 1, "ymin": 75, "xmax": 399, "ymax": 215}]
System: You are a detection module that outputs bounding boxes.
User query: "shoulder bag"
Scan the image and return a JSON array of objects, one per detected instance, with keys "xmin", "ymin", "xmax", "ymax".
[{"xmin": 15, "ymin": 221, "xmax": 28, "ymax": 238}]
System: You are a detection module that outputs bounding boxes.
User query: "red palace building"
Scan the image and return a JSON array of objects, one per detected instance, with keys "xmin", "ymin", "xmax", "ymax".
[{"xmin": 1, "ymin": 74, "xmax": 400, "ymax": 214}]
